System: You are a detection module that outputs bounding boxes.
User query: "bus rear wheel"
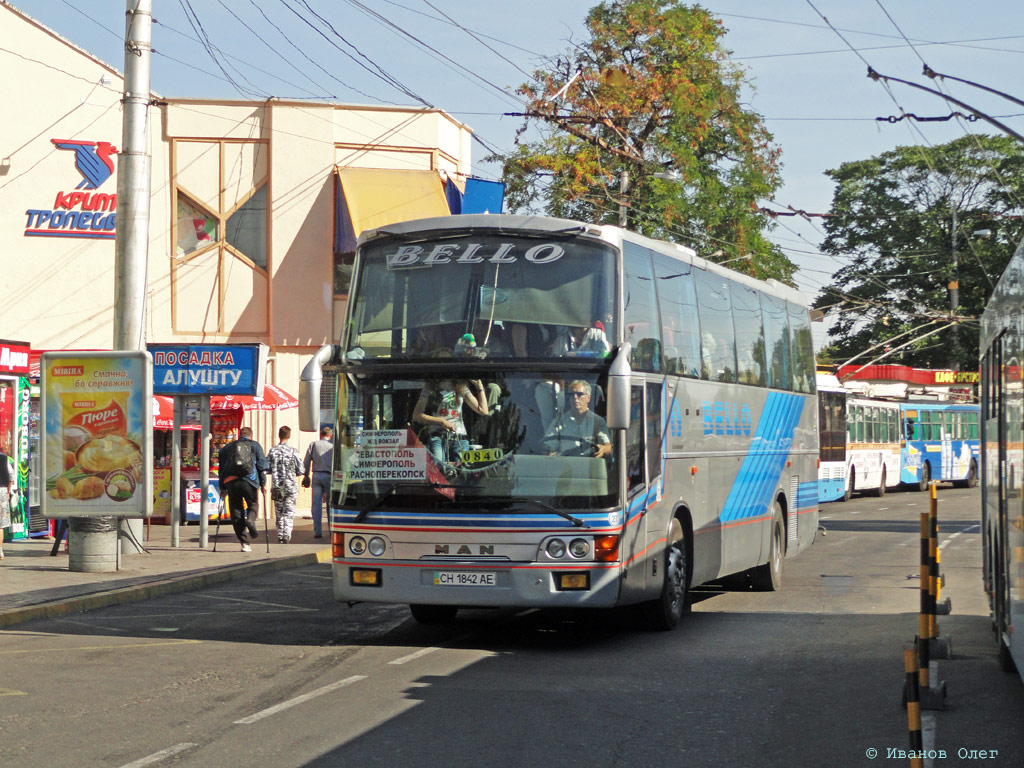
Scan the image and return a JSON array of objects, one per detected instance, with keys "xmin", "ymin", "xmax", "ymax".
[
  {"xmin": 409, "ymin": 604, "xmax": 458, "ymax": 625},
  {"xmin": 956, "ymin": 460, "xmax": 978, "ymax": 489},
  {"xmin": 843, "ymin": 468, "xmax": 854, "ymax": 501},
  {"xmin": 643, "ymin": 518, "xmax": 689, "ymax": 630},
  {"xmin": 873, "ymin": 467, "xmax": 887, "ymax": 497},
  {"xmin": 750, "ymin": 504, "xmax": 785, "ymax": 591}
]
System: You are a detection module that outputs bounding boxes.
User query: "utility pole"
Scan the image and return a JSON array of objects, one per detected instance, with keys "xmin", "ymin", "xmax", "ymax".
[
  {"xmin": 618, "ymin": 168, "xmax": 629, "ymax": 227},
  {"xmin": 71, "ymin": 1, "xmax": 153, "ymax": 571},
  {"xmin": 948, "ymin": 205, "xmax": 960, "ymax": 369}
]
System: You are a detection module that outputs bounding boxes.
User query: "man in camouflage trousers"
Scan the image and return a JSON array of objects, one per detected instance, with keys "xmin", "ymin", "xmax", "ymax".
[{"xmin": 267, "ymin": 425, "xmax": 303, "ymax": 543}]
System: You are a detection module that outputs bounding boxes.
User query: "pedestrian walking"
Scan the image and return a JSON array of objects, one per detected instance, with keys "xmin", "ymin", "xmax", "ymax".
[
  {"xmin": 0, "ymin": 448, "xmax": 13, "ymax": 560},
  {"xmin": 267, "ymin": 425, "xmax": 303, "ymax": 543},
  {"xmin": 302, "ymin": 426, "xmax": 333, "ymax": 539},
  {"xmin": 217, "ymin": 426, "xmax": 268, "ymax": 552}
]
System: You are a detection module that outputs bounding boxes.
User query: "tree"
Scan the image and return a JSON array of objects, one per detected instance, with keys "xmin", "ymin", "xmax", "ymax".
[
  {"xmin": 495, "ymin": 0, "xmax": 795, "ymax": 283},
  {"xmin": 815, "ymin": 134, "xmax": 1024, "ymax": 371}
]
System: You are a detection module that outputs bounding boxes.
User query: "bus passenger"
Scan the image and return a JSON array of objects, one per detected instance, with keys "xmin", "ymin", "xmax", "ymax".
[
  {"xmin": 412, "ymin": 378, "xmax": 489, "ymax": 467},
  {"xmin": 542, "ymin": 380, "xmax": 612, "ymax": 459}
]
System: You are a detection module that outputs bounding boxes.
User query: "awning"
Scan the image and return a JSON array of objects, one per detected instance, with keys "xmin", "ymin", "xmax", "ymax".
[
  {"xmin": 211, "ymin": 383, "xmax": 298, "ymax": 412},
  {"xmin": 335, "ymin": 167, "xmax": 451, "ymax": 254},
  {"xmin": 153, "ymin": 384, "xmax": 297, "ymax": 430},
  {"xmin": 462, "ymin": 177, "xmax": 504, "ymax": 214}
]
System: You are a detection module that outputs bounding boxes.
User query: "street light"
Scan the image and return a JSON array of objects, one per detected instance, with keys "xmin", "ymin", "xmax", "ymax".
[
  {"xmin": 706, "ymin": 249, "xmax": 752, "ymax": 267},
  {"xmin": 617, "ymin": 168, "xmax": 680, "ymax": 227}
]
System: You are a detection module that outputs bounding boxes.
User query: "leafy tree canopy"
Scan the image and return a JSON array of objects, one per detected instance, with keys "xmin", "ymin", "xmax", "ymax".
[
  {"xmin": 493, "ymin": 0, "xmax": 795, "ymax": 283},
  {"xmin": 815, "ymin": 134, "xmax": 1024, "ymax": 371}
]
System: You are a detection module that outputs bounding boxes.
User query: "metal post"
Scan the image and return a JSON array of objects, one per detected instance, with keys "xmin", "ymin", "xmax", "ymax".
[
  {"xmin": 199, "ymin": 398, "xmax": 210, "ymax": 548},
  {"xmin": 113, "ymin": 0, "xmax": 152, "ymax": 348},
  {"xmin": 904, "ymin": 645, "xmax": 923, "ymax": 767},
  {"xmin": 115, "ymin": 0, "xmax": 152, "ymax": 553},
  {"xmin": 948, "ymin": 205, "xmax": 959, "ymax": 367},
  {"xmin": 72, "ymin": 0, "xmax": 153, "ymax": 571},
  {"xmin": 171, "ymin": 396, "xmax": 181, "ymax": 547}
]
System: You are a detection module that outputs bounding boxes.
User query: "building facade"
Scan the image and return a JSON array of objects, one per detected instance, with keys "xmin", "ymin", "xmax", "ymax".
[{"xmin": 1, "ymin": 3, "xmax": 474, "ymax": 458}]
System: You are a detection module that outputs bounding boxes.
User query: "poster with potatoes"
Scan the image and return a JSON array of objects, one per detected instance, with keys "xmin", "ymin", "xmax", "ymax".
[{"xmin": 41, "ymin": 351, "xmax": 153, "ymax": 518}]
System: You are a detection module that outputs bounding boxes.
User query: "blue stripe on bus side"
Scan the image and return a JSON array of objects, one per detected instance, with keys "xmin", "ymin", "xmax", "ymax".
[
  {"xmin": 721, "ymin": 392, "xmax": 805, "ymax": 522},
  {"xmin": 796, "ymin": 480, "xmax": 818, "ymax": 511},
  {"xmin": 722, "ymin": 392, "xmax": 787, "ymax": 522}
]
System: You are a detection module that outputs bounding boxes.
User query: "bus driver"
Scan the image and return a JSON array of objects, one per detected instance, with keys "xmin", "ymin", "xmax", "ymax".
[{"xmin": 542, "ymin": 380, "xmax": 612, "ymax": 458}]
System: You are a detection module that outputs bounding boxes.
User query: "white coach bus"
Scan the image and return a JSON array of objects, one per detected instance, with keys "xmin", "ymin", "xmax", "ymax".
[{"xmin": 300, "ymin": 215, "xmax": 819, "ymax": 629}]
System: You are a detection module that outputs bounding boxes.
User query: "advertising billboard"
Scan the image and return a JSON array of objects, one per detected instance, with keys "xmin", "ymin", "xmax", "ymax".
[{"xmin": 41, "ymin": 351, "xmax": 153, "ymax": 518}]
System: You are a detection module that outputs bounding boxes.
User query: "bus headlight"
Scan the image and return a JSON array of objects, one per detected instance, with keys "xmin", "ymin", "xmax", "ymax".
[
  {"xmin": 368, "ymin": 537, "xmax": 387, "ymax": 556},
  {"xmin": 348, "ymin": 536, "xmax": 366, "ymax": 555},
  {"xmin": 569, "ymin": 538, "xmax": 590, "ymax": 558},
  {"xmin": 546, "ymin": 538, "xmax": 567, "ymax": 558}
]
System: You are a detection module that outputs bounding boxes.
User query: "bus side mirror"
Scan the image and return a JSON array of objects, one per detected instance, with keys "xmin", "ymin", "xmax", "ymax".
[
  {"xmin": 606, "ymin": 343, "xmax": 632, "ymax": 431},
  {"xmin": 299, "ymin": 344, "xmax": 336, "ymax": 432}
]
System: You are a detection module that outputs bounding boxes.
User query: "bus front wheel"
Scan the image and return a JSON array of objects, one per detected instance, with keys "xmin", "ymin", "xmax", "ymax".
[
  {"xmin": 643, "ymin": 518, "xmax": 689, "ymax": 631},
  {"xmin": 750, "ymin": 504, "xmax": 786, "ymax": 591},
  {"xmin": 409, "ymin": 604, "xmax": 458, "ymax": 625},
  {"xmin": 917, "ymin": 462, "xmax": 931, "ymax": 492}
]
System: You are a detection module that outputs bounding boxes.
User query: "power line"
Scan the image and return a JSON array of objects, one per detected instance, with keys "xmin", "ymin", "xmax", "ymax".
[{"xmin": 246, "ymin": 0, "xmax": 387, "ymax": 102}]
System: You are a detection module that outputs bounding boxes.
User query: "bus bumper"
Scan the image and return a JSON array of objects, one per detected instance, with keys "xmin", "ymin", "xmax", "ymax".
[{"xmin": 333, "ymin": 558, "xmax": 623, "ymax": 608}]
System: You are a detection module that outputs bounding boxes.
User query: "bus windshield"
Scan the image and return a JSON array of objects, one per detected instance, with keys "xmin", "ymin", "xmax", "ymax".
[
  {"xmin": 346, "ymin": 232, "xmax": 618, "ymax": 360},
  {"xmin": 333, "ymin": 371, "xmax": 619, "ymax": 510}
]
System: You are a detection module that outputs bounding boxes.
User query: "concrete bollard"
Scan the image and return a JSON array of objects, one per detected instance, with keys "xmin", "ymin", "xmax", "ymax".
[{"xmin": 68, "ymin": 516, "xmax": 120, "ymax": 573}]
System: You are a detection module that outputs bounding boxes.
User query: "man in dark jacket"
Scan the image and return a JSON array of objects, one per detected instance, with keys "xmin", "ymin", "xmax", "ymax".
[{"xmin": 217, "ymin": 426, "xmax": 268, "ymax": 552}]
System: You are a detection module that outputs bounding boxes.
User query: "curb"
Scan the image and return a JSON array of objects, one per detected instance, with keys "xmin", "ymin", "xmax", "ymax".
[{"xmin": 0, "ymin": 548, "xmax": 333, "ymax": 630}]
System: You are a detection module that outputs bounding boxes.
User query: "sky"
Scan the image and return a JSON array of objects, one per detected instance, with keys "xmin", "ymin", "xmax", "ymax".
[{"xmin": 9, "ymin": 0, "xmax": 1024, "ymax": 345}]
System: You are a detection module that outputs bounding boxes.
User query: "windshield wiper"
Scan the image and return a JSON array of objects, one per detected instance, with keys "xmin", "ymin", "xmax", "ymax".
[
  {"xmin": 512, "ymin": 498, "xmax": 589, "ymax": 528},
  {"xmin": 353, "ymin": 482, "xmax": 470, "ymax": 523}
]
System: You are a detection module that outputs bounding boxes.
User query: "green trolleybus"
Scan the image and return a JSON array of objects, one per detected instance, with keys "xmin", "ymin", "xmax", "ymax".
[{"xmin": 299, "ymin": 215, "xmax": 819, "ymax": 629}]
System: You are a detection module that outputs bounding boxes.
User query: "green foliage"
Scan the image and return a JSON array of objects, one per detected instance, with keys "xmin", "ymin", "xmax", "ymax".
[
  {"xmin": 492, "ymin": 0, "xmax": 794, "ymax": 283},
  {"xmin": 815, "ymin": 134, "xmax": 1024, "ymax": 370}
]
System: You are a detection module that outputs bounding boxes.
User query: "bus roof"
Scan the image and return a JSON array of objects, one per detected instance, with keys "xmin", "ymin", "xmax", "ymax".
[{"xmin": 359, "ymin": 213, "xmax": 809, "ymax": 307}]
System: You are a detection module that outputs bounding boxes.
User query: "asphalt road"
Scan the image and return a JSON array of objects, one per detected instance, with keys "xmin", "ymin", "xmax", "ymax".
[{"xmin": 2, "ymin": 484, "xmax": 1021, "ymax": 768}]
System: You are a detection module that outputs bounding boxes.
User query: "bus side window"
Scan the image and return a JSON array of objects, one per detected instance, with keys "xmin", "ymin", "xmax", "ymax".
[
  {"xmin": 623, "ymin": 243, "xmax": 662, "ymax": 373},
  {"xmin": 646, "ymin": 382, "xmax": 663, "ymax": 483},
  {"xmin": 653, "ymin": 252, "xmax": 701, "ymax": 378},
  {"xmin": 626, "ymin": 385, "xmax": 645, "ymax": 495}
]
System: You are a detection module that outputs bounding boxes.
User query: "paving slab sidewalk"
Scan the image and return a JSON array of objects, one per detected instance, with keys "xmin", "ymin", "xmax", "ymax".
[{"xmin": 0, "ymin": 516, "xmax": 331, "ymax": 629}]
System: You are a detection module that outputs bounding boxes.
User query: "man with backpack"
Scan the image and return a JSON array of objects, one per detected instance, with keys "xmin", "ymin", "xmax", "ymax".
[{"xmin": 217, "ymin": 426, "xmax": 268, "ymax": 552}]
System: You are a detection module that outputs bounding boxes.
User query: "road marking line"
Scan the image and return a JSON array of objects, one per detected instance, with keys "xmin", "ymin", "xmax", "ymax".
[
  {"xmin": 0, "ymin": 687, "xmax": 27, "ymax": 696},
  {"xmin": 282, "ymin": 571, "xmax": 333, "ymax": 581},
  {"xmin": 235, "ymin": 675, "xmax": 366, "ymax": 724},
  {"xmin": 390, "ymin": 647, "xmax": 441, "ymax": 665},
  {"xmin": 922, "ymin": 712, "xmax": 936, "ymax": 767},
  {"xmin": 197, "ymin": 594, "xmax": 317, "ymax": 611},
  {"xmin": 939, "ymin": 524, "xmax": 980, "ymax": 550},
  {"xmin": 0, "ymin": 639, "xmax": 201, "ymax": 656},
  {"xmin": 118, "ymin": 743, "xmax": 196, "ymax": 768}
]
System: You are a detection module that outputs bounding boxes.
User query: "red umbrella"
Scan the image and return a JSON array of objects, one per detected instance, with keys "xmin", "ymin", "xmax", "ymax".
[
  {"xmin": 152, "ymin": 395, "xmax": 200, "ymax": 430},
  {"xmin": 211, "ymin": 383, "xmax": 299, "ymax": 412}
]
